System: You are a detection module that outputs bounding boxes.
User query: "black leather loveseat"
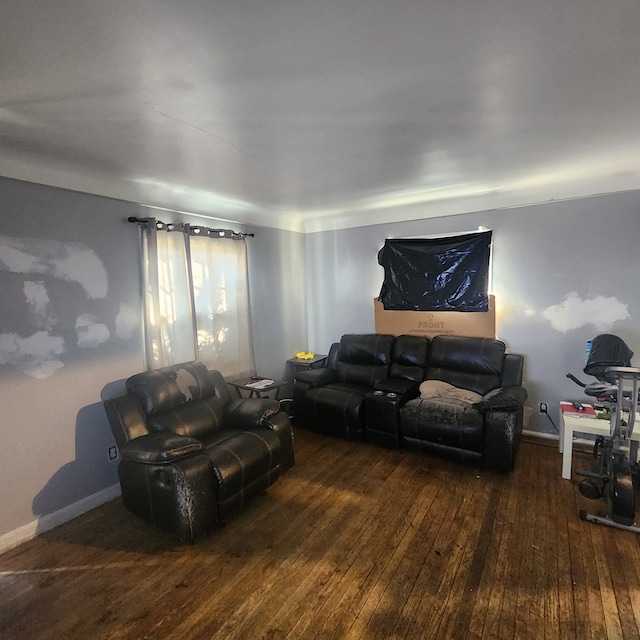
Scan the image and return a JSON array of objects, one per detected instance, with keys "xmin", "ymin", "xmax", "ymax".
[
  {"xmin": 293, "ymin": 334, "xmax": 527, "ymax": 472},
  {"xmin": 103, "ymin": 361, "xmax": 294, "ymax": 543}
]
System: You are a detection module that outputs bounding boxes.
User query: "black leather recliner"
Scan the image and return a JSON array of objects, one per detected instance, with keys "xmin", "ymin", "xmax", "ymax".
[{"xmin": 103, "ymin": 361, "xmax": 294, "ymax": 543}]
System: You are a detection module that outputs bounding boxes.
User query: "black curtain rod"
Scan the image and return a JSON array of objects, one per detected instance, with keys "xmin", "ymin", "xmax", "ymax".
[{"xmin": 127, "ymin": 216, "xmax": 254, "ymax": 239}]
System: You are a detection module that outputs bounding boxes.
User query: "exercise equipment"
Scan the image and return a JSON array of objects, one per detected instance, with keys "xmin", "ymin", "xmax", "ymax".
[{"xmin": 567, "ymin": 334, "xmax": 640, "ymax": 533}]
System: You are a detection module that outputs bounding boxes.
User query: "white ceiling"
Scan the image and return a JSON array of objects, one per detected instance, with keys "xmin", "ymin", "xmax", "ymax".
[{"xmin": 2, "ymin": 1, "xmax": 640, "ymax": 232}]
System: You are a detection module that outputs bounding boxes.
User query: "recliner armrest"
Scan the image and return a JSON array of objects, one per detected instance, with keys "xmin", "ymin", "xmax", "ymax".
[
  {"xmin": 474, "ymin": 386, "xmax": 528, "ymax": 412},
  {"xmin": 294, "ymin": 367, "xmax": 337, "ymax": 388},
  {"xmin": 223, "ymin": 398, "xmax": 280, "ymax": 429},
  {"xmin": 373, "ymin": 377, "xmax": 420, "ymax": 398},
  {"xmin": 119, "ymin": 433, "xmax": 204, "ymax": 464},
  {"xmin": 261, "ymin": 410, "xmax": 295, "ymax": 472}
]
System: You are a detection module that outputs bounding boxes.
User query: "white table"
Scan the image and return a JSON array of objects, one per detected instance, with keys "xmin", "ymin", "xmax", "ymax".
[{"xmin": 559, "ymin": 406, "xmax": 640, "ymax": 479}]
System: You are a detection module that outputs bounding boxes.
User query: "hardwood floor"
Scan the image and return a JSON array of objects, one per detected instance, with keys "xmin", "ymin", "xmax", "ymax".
[{"xmin": 1, "ymin": 429, "xmax": 640, "ymax": 640}]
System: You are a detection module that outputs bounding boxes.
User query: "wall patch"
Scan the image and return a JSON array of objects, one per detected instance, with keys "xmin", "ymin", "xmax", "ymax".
[{"xmin": 542, "ymin": 292, "xmax": 630, "ymax": 333}]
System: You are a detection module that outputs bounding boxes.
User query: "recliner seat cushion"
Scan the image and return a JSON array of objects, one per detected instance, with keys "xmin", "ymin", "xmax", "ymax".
[
  {"xmin": 147, "ymin": 396, "xmax": 227, "ymax": 439},
  {"xmin": 399, "ymin": 397, "xmax": 485, "ymax": 453}
]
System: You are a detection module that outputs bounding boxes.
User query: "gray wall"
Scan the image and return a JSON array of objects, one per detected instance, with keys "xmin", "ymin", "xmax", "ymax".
[
  {"xmin": 2, "ymin": 174, "xmax": 638, "ymax": 541},
  {"xmin": 305, "ymin": 191, "xmax": 640, "ymax": 434},
  {"xmin": 0, "ymin": 177, "xmax": 306, "ymax": 539}
]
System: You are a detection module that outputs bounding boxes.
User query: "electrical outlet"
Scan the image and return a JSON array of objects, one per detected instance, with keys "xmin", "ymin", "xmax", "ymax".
[
  {"xmin": 107, "ymin": 445, "xmax": 118, "ymax": 461},
  {"xmin": 539, "ymin": 402, "xmax": 548, "ymax": 414}
]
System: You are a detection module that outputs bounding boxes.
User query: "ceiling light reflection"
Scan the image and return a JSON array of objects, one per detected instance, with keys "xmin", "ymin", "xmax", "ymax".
[{"xmin": 133, "ymin": 177, "xmax": 261, "ymax": 215}]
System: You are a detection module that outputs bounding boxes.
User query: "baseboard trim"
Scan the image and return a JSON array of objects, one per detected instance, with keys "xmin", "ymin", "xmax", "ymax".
[
  {"xmin": 522, "ymin": 428, "xmax": 559, "ymax": 442},
  {"xmin": 0, "ymin": 483, "xmax": 121, "ymax": 555}
]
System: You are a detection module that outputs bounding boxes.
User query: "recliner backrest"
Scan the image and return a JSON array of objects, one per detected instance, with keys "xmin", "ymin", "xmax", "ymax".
[
  {"xmin": 335, "ymin": 334, "xmax": 395, "ymax": 388},
  {"xmin": 426, "ymin": 336, "xmax": 506, "ymax": 395},
  {"xmin": 389, "ymin": 335, "xmax": 430, "ymax": 382},
  {"xmin": 124, "ymin": 361, "xmax": 231, "ymax": 440},
  {"xmin": 127, "ymin": 361, "xmax": 219, "ymax": 415}
]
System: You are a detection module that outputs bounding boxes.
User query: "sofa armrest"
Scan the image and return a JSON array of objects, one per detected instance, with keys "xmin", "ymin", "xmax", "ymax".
[
  {"xmin": 484, "ymin": 406, "xmax": 524, "ymax": 472},
  {"xmin": 473, "ymin": 386, "xmax": 528, "ymax": 412},
  {"xmin": 223, "ymin": 398, "xmax": 280, "ymax": 430},
  {"xmin": 374, "ymin": 377, "xmax": 420, "ymax": 399},
  {"xmin": 476, "ymin": 386, "xmax": 527, "ymax": 472},
  {"xmin": 119, "ymin": 433, "xmax": 204, "ymax": 464},
  {"xmin": 294, "ymin": 367, "xmax": 337, "ymax": 388}
]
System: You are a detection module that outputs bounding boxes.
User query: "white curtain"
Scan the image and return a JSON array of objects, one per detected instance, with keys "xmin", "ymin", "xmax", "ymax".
[{"xmin": 140, "ymin": 220, "xmax": 255, "ymax": 378}]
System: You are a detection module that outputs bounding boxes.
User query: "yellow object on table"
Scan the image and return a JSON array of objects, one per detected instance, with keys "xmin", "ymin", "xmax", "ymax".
[{"xmin": 295, "ymin": 351, "xmax": 316, "ymax": 360}]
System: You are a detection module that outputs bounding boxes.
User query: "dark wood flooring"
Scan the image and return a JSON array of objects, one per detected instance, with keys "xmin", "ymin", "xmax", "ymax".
[{"xmin": 1, "ymin": 429, "xmax": 640, "ymax": 639}]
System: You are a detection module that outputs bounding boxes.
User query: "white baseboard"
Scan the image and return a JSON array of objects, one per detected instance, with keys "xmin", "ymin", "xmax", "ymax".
[
  {"xmin": 523, "ymin": 428, "xmax": 559, "ymax": 442},
  {"xmin": 0, "ymin": 483, "xmax": 121, "ymax": 555}
]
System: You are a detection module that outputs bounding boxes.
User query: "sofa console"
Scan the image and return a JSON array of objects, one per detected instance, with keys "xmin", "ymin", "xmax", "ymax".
[{"xmin": 294, "ymin": 334, "xmax": 527, "ymax": 472}]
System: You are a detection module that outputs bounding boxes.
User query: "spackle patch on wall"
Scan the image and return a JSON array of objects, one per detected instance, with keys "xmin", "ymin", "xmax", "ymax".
[
  {"xmin": 0, "ymin": 233, "xmax": 115, "ymax": 378},
  {"xmin": 0, "ymin": 331, "xmax": 65, "ymax": 379},
  {"xmin": 542, "ymin": 292, "xmax": 630, "ymax": 333},
  {"xmin": 115, "ymin": 303, "xmax": 137, "ymax": 340},
  {"xmin": 76, "ymin": 314, "xmax": 110, "ymax": 348},
  {"xmin": 0, "ymin": 234, "xmax": 108, "ymax": 299},
  {"xmin": 23, "ymin": 280, "xmax": 56, "ymax": 330}
]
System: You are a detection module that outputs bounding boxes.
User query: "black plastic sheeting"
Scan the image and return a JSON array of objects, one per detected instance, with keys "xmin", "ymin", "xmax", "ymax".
[{"xmin": 377, "ymin": 231, "xmax": 492, "ymax": 311}]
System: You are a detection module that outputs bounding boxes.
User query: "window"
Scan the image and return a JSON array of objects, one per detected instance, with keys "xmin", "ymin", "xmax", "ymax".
[{"xmin": 138, "ymin": 219, "xmax": 255, "ymax": 377}]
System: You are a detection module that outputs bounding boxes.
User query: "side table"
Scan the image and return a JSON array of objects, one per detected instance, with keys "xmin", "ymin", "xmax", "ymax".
[
  {"xmin": 559, "ymin": 404, "xmax": 640, "ymax": 479},
  {"xmin": 287, "ymin": 354, "xmax": 327, "ymax": 373},
  {"xmin": 227, "ymin": 377, "xmax": 288, "ymax": 399}
]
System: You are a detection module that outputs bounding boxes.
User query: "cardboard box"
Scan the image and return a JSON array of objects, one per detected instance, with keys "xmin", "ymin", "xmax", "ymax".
[{"xmin": 373, "ymin": 295, "xmax": 496, "ymax": 339}]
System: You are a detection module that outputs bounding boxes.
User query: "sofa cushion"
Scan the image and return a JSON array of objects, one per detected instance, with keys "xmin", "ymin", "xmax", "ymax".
[
  {"xmin": 399, "ymin": 397, "xmax": 485, "ymax": 453},
  {"xmin": 426, "ymin": 336, "xmax": 506, "ymax": 395},
  {"xmin": 419, "ymin": 380, "xmax": 483, "ymax": 404},
  {"xmin": 335, "ymin": 362, "xmax": 390, "ymax": 388},
  {"xmin": 126, "ymin": 361, "xmax": 217, "ymax": 416},
  {"xmin": 334, "ymin": 334, "xmax": 395, "ymax": 388},
  {"xmin": 338, "ymin": 334, "xmax": 395, "ymax": 366},
  {"xmin": 389, "ymin": 335, "xmax": 430, "ymax": 382}
]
